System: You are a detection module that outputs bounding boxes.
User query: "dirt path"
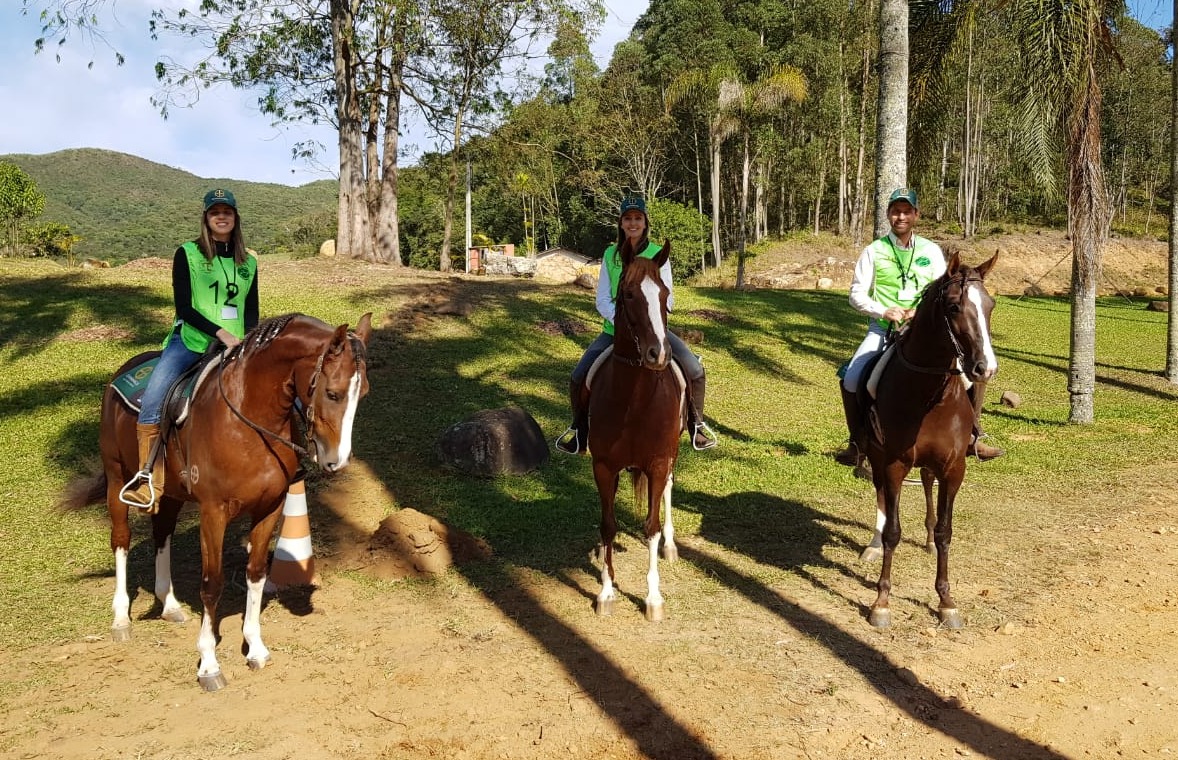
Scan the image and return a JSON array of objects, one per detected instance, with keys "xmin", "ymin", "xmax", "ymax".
[{"xmin": 4, "ymin": 461, "xmax": 1176, "ymax": 759}]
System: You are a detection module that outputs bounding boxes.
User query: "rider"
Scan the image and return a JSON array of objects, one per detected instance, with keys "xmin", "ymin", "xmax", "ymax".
[
  {"xmin": 835, "ymin": 187, "xmax": 1004, "ymax": 467},
  {"xmin": 555, "ymin": 193, "xmax": 717, "ymax": 455},
  {"xmin": 121, "ymin": 188, "xmax": 259, "ymax": 512}
]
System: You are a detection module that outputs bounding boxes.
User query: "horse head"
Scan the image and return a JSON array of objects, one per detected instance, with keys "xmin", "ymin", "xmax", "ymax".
[
  {"xmin": 304, "ymin": 313, "xmax": 373, "ymax": 472},
  {"xmin": 933, "ymin": 251, "xmax": 999, "ymax": 382},
  {"xmin": 616, "ymin": 240, "xmax": 672, "ymax": 370}
]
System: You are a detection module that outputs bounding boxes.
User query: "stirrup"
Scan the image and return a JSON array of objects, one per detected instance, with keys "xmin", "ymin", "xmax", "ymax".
[
  {"xmin": 118, "ymin": 470, "xmax": 159, "ymax": 511},
  {"xmin": 691, "ymin": 422, "xmax": 718, "ymax": 451},
  {"xmin": 554, "ymin": 426, "xmax": 585, "ymax": 455}
]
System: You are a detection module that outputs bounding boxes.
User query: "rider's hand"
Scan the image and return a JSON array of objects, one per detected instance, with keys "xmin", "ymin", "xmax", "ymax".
[
  {"xmin": 882, "ymin": 306, "xmax": 912, "ymax": 323},
  {"xmin": 216, "ymin": 328, "xmax": 241, "ymax": 349}
]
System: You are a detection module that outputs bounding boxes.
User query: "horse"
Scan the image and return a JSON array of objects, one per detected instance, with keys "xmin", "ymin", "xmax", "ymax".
[
  {"xmin": 857, "ymin": 252, "xmax": 998, "ymax": 629},
  {"xmin": 586, "ymin": 239, "xmax": 684, "ymax": 622},
  {"xmin": 61, "ymin": 312, "xmax": 372, "ymax": 690}
]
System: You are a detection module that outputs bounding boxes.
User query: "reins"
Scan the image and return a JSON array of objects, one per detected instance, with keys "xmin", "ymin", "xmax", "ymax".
[{"xmin": 892, "ymin": 274, "xmax": 981, "ymax": 377}]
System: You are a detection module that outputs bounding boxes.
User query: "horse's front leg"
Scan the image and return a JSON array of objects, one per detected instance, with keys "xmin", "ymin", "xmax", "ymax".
[
  {"xmin": 920, "ymin": 467, "xmax": 937, "ymax": 554},
  {"xmin": 151, "ymin": 498, "xmax": 187, "ymax": 624},
  {"xmin": 869, "ymin": 463, "xmax": 907, "ymax": 628},
  {"xmin": 592, "ymin": 461, "xmax": 620, "ymax": 616},
  {"xmin": 643, "ymin": 466, "xmax": 672, "ymax": 622},
  {"xmin": 242, "ymin": 508, "xmax": 283, "ymax": 670},
  {"xmin": 196, "ymin": 508, "xmax": 229, "ymax": 692},
  {"xmin": 933, "ymin": 467, "xmax": 966, "ymax": 629},
  {"xmin": 660, "ymin": 472, "xmax": 677, "ymax": 562}
]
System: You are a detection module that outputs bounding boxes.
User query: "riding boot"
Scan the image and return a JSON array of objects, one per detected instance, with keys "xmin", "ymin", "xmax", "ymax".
[
  {"xmin": 687, "ymin": 374, "xmax": 718, "ymax": 450},
  {"xmin": 121, "ymin": 423, "xmax": 164, "ymax": 513},
  {"xmin": 967, "ymin": 380, "xmax": 1005, "ymax": 461},
  {"xmin": 834, "ymin": 385, "xmax": 865, "ymax": 467},
  {"xmin": 554, "ymin": 378, "xmax": 590, "ymax": 455}
]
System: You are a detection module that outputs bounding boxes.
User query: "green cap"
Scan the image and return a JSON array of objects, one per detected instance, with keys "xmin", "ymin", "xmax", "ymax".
[
  {"xmin": 620, "ymin": 194, "xmax": 646, "ymax": 214},
  {"xmin": 203, "ymin": 188, "xmax": 237, "ymax": 212},
  {"xmin": 887, "ymin": 187, "xmax": 918, "ymax": 209}
]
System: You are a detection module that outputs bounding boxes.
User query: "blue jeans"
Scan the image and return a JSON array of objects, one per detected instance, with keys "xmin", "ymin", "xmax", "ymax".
[
  {"xmin": 572, "ymin": 331, "xmax": 704, "ymax": 384},
  {"xmin": 138, "ymin": 331, "xmax": 202, "ymax": 425}
]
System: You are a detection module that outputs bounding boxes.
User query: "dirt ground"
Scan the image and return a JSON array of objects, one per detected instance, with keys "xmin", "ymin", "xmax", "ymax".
[{"xmin": 2, "ymin": 233, "xmax": 1175, "ymax": 760}]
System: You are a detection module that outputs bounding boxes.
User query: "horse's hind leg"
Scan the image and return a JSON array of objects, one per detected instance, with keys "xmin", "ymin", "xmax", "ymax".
[
  {"xmin": 860, "ymin": 492, "xmax": 886, "ymax": 563},
  {"xmin": 660, "ymin": 473, "xmax": 677, "ymax": 562},
  {"xmin": 151, "ymin": 498, "xmax": 187, "ymax": 624},
  {"xmin": 920, "ymin": 467, "xmax": 936, "ymax": 554},
  {"xmin": 106, "ymin": 479, "xmax": 134, "ymax": 642},
  {"xmin": 241, "ymin": 510, "xmax": 283, "ymax": 670},
  {"xmin": 195, "ymin": 509, "xmax": 229, "ymax": 691},
  {"xmin": 640, "ymin": 469, "xmax": 672, "ymax": 622}
]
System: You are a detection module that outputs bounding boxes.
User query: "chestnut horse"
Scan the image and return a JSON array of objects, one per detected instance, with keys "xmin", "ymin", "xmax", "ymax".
[
  {"xmin": 62, "ymin": 313, "xmax": 372, "ymax": 690},
  {"xmin": 587, "ymin": 240, "xmax": 684, "ymax": 621},
  {"xmin": 858, "ymin": 252, "xmax": 997, "ymax": 629}
]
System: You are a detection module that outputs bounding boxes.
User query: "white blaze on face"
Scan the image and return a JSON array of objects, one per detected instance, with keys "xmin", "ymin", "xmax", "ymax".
[
  {"xmin": 640, "ymin": 276, "xmax": 668, "ymax": 364},
  {"xmin": 966, "ymin": 284, "xmax": 998, "ymax": 377},
  {"xmin": 332, "ymin": 369, "xmax": 364, "ymax": 468}
]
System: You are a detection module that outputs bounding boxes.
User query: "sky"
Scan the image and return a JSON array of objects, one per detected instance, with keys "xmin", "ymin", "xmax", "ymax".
[
  {"xmin": 0, "ymin": 0, "xmax": 649, "ymax": 187},
  {"xmin": 0, "ymin": 1, "xmax": 1168, "ymax": 188}
]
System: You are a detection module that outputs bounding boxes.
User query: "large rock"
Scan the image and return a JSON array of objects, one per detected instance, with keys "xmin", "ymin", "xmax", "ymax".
[
  {"xmin": 534, "ymin": 255, "xmax": 582, "ymax": 284},
  {"xmin": 319, "ymin": 239, "xmax": 336, "ymax": 257},
  {"xmin": 483, "ymin": 252, "xmax": 536, "ymax": 276},
  {"xmin": 436, "ymin": 406, "xmax": 549, "ymax": 477}
]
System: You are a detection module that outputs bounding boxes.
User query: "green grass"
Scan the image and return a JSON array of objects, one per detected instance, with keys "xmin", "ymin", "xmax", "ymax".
[{"xmin": 1, "ymin": 253, "xmax": 1176, "ymax": 652}]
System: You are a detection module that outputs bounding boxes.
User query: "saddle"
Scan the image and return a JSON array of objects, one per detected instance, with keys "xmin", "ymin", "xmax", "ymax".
[
  {"xmin": 111, "ymin": 349, "xmax": 228, "ymax": 436},
  {"xmin": 586, "ymin": 345, "xmax": 689, "ymax": 417}
]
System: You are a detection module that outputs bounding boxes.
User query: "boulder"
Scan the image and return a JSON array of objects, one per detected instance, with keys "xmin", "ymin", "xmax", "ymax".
[
  {"xmin": 1000, "ymin": 391, "xmax": 1022, "ymax": 408},
  {"xmin": 483, "ymin": 252, "xmax": 536, "ymax": 276},
  {"xmin": 319, "ymin": 239, "xmax": 336, "ymax": 257},
  {"xmin": 1146, "ymin": 300, "xmax": 1169, "ymax": 312},
  {"xmin": 534, "ymin": 255, "xmax": 581, "ymax": 285},
  {"xmin": 436, "ymin": 406, "xmax": 549, "ymax": 477}
]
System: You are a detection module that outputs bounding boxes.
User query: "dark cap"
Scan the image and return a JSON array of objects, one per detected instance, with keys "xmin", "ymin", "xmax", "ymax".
[
  {"xmin": 203, "ymin": 188, "xmax": 237, "ymax": 212},
  {"xmin": 887, "ymin": 187, "xmax": 918, "ymax": 209},
  {"xmin": 619, "ymin": 194, "xmax": 646, "ymax": 215}
]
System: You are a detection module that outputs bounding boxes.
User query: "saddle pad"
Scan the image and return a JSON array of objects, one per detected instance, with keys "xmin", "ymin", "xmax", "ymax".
[
  {"xmin": 585, "ymin": 346, "xmax": 688, "ymax": 395},
  {"xmin": 865, "ymin": 345, "xmax": 895, "ymax": 400},
  {"xmin": 110, "ymin": 352, "xmax": 225, "ymax": 424}
]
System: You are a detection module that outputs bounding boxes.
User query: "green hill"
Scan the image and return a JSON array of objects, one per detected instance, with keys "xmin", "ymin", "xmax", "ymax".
[{"xmin": 1, "ymin": 148, "xmax": 338, "ymax": 263}]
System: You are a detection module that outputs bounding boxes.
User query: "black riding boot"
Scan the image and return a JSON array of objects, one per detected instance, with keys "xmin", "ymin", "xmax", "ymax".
[
  {"xmin": 554, "ymin": 378, "xmax": 590, "ymax": 455},
  {"xmin": 687, "ymin": 374, "xmax": 717, "ymax": 450},
  {"xmin": 834, "ymin": 385, "xmax": 865, "ymax": 467},
  {"xmin": 967, "ymin": 379, "xmax": 1004, "ymax": 461}
]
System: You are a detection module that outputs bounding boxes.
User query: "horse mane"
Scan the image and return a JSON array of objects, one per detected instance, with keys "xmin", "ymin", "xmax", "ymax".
[{"xmin": 237, "ymin": 313, "xmax": 303, "ymax": 359}]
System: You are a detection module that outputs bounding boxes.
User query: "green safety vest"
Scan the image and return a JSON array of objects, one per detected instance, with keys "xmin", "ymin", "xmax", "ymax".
[
  {"xmin": 867, "ymin": 235, "xmax": 940, "ymax": 328},
  {"xmin": 601, "ymin": 240, "xmax": 663, "ymax": 336},
  {"xmin": 173, "ymin": 241, "xmax": 257, "ymax": 353}
]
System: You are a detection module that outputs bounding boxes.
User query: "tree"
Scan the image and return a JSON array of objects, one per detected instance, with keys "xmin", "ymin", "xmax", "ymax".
[
  {"xmin": 24, "ymin": 221, "xmax": 83, "ymax": 263},
  {"xmin": 0, "ymin": 162, "xmax": 47, "ymax": 256},
  {"xmin": 873, "ymin": 0, "xmax": 910, "ymax": 238},
  {"xmin": 1167, "ymin": 1, "xmax": 1178, "ymax": 385}
]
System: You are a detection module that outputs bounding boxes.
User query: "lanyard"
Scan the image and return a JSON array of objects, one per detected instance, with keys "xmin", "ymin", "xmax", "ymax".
[
  {"xmin": 216, "ymin": 254, "xmax": 240, "ymax": 302},
  {"xmin": 885, "ymin": 235, "xmax": 916, "ymax": 289}
]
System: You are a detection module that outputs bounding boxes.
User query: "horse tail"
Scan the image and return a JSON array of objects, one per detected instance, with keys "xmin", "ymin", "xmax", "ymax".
[
  {"xmin": 630, "ymin": 471, "xmax": 649, "ymax": 513},
  {"xmin": 58, "ymin": 472, "xmax": 107, "ymax": 512}
]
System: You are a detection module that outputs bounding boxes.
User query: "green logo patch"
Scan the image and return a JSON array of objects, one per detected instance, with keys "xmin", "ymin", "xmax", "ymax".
[{"xmin": 915, "ymin": 256, "xmax": 931, "ymax": 267}]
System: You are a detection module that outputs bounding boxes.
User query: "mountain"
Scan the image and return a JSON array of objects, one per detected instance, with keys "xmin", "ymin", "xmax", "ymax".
[{"xmin": 1, "ymin": 148, "xmax": 338, "ymax": 262}]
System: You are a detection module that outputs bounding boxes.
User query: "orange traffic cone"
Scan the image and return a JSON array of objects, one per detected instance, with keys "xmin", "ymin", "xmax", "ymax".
[{"xmin": 265, "ymin": 480, "xmax": 319, "ymax": 592}]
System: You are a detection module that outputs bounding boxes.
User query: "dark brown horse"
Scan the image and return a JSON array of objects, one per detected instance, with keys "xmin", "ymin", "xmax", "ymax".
[
  {"xmin": 587, "ymin": 240, "xmax": 684, "ymax": 621},
  {"xmin": 62, "ymin": 313, "xmax": 372, "ymax": 690},
  {"xmin": 859, "ymin": 252, "xmax": 997, "ymax": 629}
]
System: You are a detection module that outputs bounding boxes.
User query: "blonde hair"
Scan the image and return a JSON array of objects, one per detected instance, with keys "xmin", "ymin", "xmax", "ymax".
[{"xmin": 197, "ymin": 208, "xmax": 248, "ymax": 265}]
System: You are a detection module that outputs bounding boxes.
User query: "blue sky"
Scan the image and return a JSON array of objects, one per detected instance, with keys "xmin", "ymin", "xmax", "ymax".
[
  {"xmin": 0, "ymin": 1, "xmax": 1168, "ymax": 188},
  {"xmin": 0, "ymin": 1, "xmax": 648, "ymax": 187}
]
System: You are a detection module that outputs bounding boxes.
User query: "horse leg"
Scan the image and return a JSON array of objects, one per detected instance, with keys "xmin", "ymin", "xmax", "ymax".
[
  {"xmin": 106, "ymin": 478, "xmax": 134, "ymax": 642},
  {"xmin": 933, "ymin": 469, "xmax": 965, "ymax": 629},
  {"xmin": 151, "ymin": 498, "xmax": 187, "ymax": 624},
  {"xmin": 593, "ymin": 461, "xmax": 619, "ymax": 616},
  {"xmin": 860, "ymin": 499, "xmax": 885, "ymax": 563},
  {"xmin": 660, "ymin": 472, "xmax": 677, "ymax": 562},
  {"xmin": 241, "ymin": 510, "xmax": 283, "ymax": 670},
  {"xmin": 642, "ymin": 467, "xmax": 672, "ymax": 622},
  {"xmin": 868, "ymin": 464, "xmax": 906, "ymax": 628},
  {"xmin": 920, "ymin": 467, "xmax": 937, "ymax": 554},
  {"xmin": 195, "ymin": 508, "xmax": 229, "ymax": 692}
]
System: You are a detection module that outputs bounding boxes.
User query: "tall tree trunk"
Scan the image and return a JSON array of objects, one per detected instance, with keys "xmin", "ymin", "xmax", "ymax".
[
  {"xmin": 709, "ymin": 127, "xmax": 723, "ymax": 268},
  {"xmin": 873, "ymin": 0, "xmax": 909, "ymax": 239},
  {"xmin": 331, "ymin": 0, "xmax": 373, "ymax": 261},
  {"xmin": 373, "ymin": 23, "xmax": 407, "ymax": 267},
  {"xmin": 735, "ymin": 130, "xmax": 751, "ymax": 288},
  {"xmin": 1067, "ymin": 66, "xmax": 1109, "ymax": 423},
  {"xmin": 852, "ymin": 40, "xmax": 872, "ymax": 247},
  {"xmin": 838, "ymin": 41, "xmax": 849, "ymax": 237}
]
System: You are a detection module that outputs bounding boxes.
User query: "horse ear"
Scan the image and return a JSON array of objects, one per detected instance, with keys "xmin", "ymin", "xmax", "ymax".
[
  {"xmin": 329, "ymin": 323, "xmax": 350, "ymax": 355},
  {"xmin": 353, "ymin": 312, "xmax": 373, "ymax": 345},
  {"xmin": 947, "ymin": 249, "xmax": 962, "ymax": 274},
  {"xmin": 654, "ymin": 239, "xmax": 671, "ymax": 269},
  {"xmin": 975, "ymin": 251, "xmax": 999, "ymax": 280}
]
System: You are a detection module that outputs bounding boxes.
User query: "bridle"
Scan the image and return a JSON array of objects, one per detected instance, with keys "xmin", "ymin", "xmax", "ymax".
[
  {"xmin": 216, "ymin": 329, "xmax": 367, "ymax": 463},
  {"xmin": 611, "ymin": 263, "xmax": 668, "ymax": 369},
  {"xmin": 893, "ymin": 273, "xmax": 985, "ymax": 377}
]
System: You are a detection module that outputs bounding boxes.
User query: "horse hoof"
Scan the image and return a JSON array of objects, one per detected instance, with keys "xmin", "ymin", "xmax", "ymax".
[
  {"xmin": 924, "ymin": 542, "xmax": 936, "ymax": 555},
  {"xmin": 939, "ymin": 608, "xmax": 964, "ymax": 629},
  {"xmin": 595, "ymin": 598, "xmax": 614, "ymax": 617},
  {"xmin": 859, "ymin": 546, "xmax": 883, "ymax": 563},
  {"xmin": 247, "ymin": 655, "xmax": 271, "ymax": 671},
  {"xmin": 161, "ymin": 608, "xmax": 188, "ymax": 624},
  {"xmin": 645, "ymin": 604, "xmax": 665, "ymax": 622},
  {"xmin": 661, "ymin": 544, "xmax": 679, "ymax": 562},
  {"xmin": 868, "ymin": 607, "xmax": 892, "ymax": 628},
  {"xmin": 111, "ymin": 625, "xmax": 132, "ymax": 643},
  {"xmin": 198, "ymin": 671, "xmax": 228, "ymax": 692}
]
